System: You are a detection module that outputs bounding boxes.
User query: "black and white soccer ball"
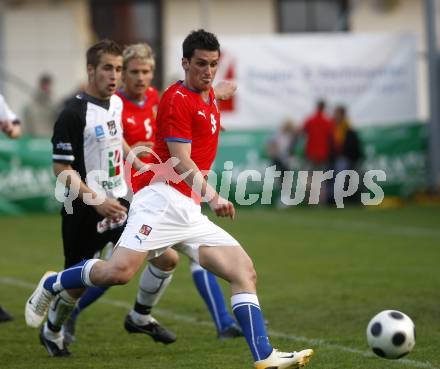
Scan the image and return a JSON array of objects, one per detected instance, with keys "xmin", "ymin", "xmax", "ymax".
[{"xmin": 366, "ymin": 310, "xmax": 416, "ymax": 359}]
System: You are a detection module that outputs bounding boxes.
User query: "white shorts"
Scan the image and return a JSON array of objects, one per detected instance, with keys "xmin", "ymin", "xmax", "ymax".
[{"xmin": 117, "ymin": 182, "xmax": 240, "ymax": 263}]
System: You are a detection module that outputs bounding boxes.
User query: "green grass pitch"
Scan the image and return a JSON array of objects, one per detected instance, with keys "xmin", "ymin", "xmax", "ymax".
[{"xmin": 0, "ymin": 205, "xmax": 439, "ymax": 369}]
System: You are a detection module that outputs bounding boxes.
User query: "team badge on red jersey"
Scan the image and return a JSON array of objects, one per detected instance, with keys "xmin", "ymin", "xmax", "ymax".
[{"xmin": 139, "ymin": 224, "xmax": 152, "ymax": 236}]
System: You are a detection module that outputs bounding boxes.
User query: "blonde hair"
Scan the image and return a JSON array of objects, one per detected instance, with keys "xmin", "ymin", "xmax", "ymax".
[{"xmin": 122, "ymin": 43, "xmax": 155, "ymax": 70}]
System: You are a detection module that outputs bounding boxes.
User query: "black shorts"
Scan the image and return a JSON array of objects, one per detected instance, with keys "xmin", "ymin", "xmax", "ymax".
[{"xmin": 61, "ymin": 198, "xmax": 130, "ymax": 268}]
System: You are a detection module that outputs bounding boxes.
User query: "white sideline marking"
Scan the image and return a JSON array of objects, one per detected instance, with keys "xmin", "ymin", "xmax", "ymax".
[{"xmin": 1, "ymin": 276, "xmax": 438, "ymax": 369}]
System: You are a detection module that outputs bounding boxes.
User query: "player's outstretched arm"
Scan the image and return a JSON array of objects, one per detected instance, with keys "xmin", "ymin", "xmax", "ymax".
[{"xmin": 167, "ymin": 141, "xmax": 235, "ymax": 219}]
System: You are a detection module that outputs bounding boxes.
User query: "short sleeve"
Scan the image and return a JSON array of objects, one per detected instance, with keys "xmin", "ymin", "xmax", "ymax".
[
  {"xmin": 51, "ymin": 108, "xmax": 81, "ymax": 164},
  {"xmin": 163, "ymin": 92, "xmax": 193, "ymax": 143}
]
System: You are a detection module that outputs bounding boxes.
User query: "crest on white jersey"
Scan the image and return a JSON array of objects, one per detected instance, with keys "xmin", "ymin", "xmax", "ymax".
[{"xmin": 107, "ymin": 120, "xmax": 117, "ymax": 136}]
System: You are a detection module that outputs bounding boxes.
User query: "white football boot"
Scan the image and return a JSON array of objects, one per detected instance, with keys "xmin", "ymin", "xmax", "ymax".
[
  {"xmin": 25, "ymin": 271, "xmax": 57, "ymax": 328},
  {"xmin": 254, "ymin": 348, "xmax": 314, "ymax": 369}
]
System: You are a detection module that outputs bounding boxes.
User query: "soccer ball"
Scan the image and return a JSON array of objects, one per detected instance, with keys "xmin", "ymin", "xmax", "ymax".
[{"xmin": 366, "ymin": 310, "xmax": 416, "ymax": 359}]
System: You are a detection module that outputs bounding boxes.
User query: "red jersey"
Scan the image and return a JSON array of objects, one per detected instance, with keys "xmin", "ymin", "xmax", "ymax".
[
  {"xmin": 136, "ymin": 81, "xmax": 220, "ymax": 199},
  {"xmin": 303, "ymin": 112, "xmax": 335, "ymax": 163},
  {"xmin": 117, "ymin": 87, "xmax": 159, "ymax": 191},
  {"xmin": 117, "ymin": 87, "xmax": 159, "ymax": 148}
]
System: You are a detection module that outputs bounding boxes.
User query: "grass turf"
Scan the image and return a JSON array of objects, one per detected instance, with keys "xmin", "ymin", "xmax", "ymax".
[{"xmin": 0, "ymin": 205, "xmax": 439, "ymax": 369}]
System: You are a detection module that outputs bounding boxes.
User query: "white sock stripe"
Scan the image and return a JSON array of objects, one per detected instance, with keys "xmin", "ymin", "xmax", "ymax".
[
  {"xmin": 81, "ymin": 259, "xmax": 100, "ymax": 287},
  {"xmin": 52, "ymin": 273, "xmax": 62, "ymax": 292},
  {"xmin": 189, "ymin": 261, "xmax": 204, "ymax": 273},
  {"xmin": 249, "ymin": 305, "xmax": 260, "ymax": 361},
  {"xmin": 148, "ymin": 264, "xmax": 174, "ymax": 279},
  {"xmin": 232, "ymin": 302, "xmax": 261, "ymax": 311},
  {"xmin": 231, "ymin": 292, "xmax": 259, "ymax": 307},
  {"xmin": 203, "ymin": 269, "xmax": 221, "ymax": 330}
]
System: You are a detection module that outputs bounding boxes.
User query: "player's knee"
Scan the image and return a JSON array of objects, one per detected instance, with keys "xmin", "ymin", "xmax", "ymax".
[
  {"xmin": 249, "ymin": 264, "xmax": 257, "ymax": 286},
  {"xmin": 151, "ymin": 249, "xmax": 179, "ymax": 272},
  {"xmin": 236, "ymin": 254, "xmax": 257, "ymax": 288},
  {"xmin": 245, "ymin": 260, "xmax": 257, "ymax": 287},
  {"xmin": 108, "ymin": 264, "xmax": 135, "ymax": 285}
]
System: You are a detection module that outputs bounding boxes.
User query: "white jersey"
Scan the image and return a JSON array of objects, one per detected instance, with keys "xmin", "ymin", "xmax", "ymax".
[{"xmin": 52, "ymin": 92, "xmax": 127, "ymax": 199}]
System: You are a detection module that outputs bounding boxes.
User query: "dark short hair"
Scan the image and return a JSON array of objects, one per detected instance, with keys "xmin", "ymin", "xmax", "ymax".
[
  {"xmin": 182, "ymin": 29, "xmax": 220, "ymax": 60},
  {"xmin": 335, "ymin": 104, "xmax": 346, "ymax": 115},
  {"xmin": 86, "ymin": 39, "xmax": 123, "ymax": 68},
  {"xmin": 39, "ymin": 73, "xmax": 52, "ymax": 85},
  {"xmin": 317, "ymin": 99, "xmax": 326, "ymax": 111}
]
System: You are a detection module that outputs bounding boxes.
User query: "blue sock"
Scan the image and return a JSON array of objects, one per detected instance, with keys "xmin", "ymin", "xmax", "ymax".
[
  {"xmin": 191, "ymin": 264, "xmax": 236, "ymax": 333},
  {"xmin": 71, "ymin": 287, "xmax": 109, "ymax": 320},
  {"xmin": 231, "ymin": 293, "xmax": 273, "ymax": 361},
  {"xmin": 43, "ymin": 259, "xmax": 99, "ymax": 293}
]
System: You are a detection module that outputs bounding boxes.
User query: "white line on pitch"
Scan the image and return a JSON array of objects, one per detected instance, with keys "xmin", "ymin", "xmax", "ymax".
[{"xmin": 1, "ymin": 276, "xmax": 438, "ymax": 369}]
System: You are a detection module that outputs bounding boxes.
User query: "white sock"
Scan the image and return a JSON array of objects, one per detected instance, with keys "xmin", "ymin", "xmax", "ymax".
[
  {"xmin": 129, "ymin": 310, "xmax": 155, "ymax": 325},
  {"xmin": 136, "ymin": 264, "xmax": 174, "ymax": 308},
  {"xmin": 47, "ymin": 290, "xmax": 77, "ymax": 330}
]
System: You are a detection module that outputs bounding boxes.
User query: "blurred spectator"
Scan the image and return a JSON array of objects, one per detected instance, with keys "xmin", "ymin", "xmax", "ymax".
[
  {"xmin": 333, "ymin": 105, "xmax": 362, "ymax": 171},
  {"xmin": 266, "ymin": 119, "xmax": 297, "ymax": 174},
  {"xmin": 302, "ymin": 99, "xmax": 335, "ymax": 169},
  {"xmin": 22, "ymin": 73, "xmax": 57, "ymax": 137},
  {"xmin": 301, "ymin": 99, "xmax": 335, "ymax": 204},
  {"xmin": 332, "ymin": 105, "xmax": 363, "ymax": 204},
  {"xmin": 266, "ymin": 119, "xmax": 297, "ymax": 207}
]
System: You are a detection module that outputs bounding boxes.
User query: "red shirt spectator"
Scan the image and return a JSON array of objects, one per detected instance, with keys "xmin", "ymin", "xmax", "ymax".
[{"xmin": 303, "ymin": 101, "xmax": 335, "ymax": 163}]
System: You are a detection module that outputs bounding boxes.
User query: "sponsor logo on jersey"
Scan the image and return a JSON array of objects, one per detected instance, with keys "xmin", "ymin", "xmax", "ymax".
[
  {"xmin": 108, "ymin": 149, "xmax": 121, "ymax": 177},
  {"xmin": 56, "ymin": 142, "xmax": 72, "ymax": 151},
  {"xmin": 176, "ymin": 91, "xmax": 187, "ymax": 98},
  {"xmin": 107, "ymin": 120, "xmax": 117, "ymax": 136},
  {"xmin": 139, "ymin": 224, "xmax": 152, "ymax": 236},
  {"xmin": 127, "ymin": 116, "xmax": 136, "ymax": 125},
  {"xmin": 197, "ymin": 110, "xmax": 206, "ymax": 119},
  {"xmin": 101, "ymin": 177, "xmax": 123, "ymax": 190},
  {"xmin": 95, "ymin": 125, "xmax": 105, "ymax": 139}
]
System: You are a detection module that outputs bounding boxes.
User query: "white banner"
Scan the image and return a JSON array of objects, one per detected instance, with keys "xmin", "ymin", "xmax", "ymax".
[{"xmin": 167, "ymin": 33, "xmax": 418, "ymax": 129}]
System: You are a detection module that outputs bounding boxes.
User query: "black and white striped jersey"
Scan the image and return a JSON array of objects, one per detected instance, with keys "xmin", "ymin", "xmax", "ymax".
[{"xmin": 52, "ymin": 92, "xmax": 127, "ymax": 198}]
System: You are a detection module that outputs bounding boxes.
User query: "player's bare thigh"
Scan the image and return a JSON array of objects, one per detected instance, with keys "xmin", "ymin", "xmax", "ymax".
[
  {"xmin": 198, "ymin": 245, "xmax": 256, "ymax": 294},
  {"xmin": 90, "ymin": 245, "xmax": 148, "ymax": 286}
]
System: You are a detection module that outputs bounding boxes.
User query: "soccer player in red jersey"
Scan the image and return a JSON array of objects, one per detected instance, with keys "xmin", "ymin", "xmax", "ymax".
[
  {"xmin": 26, "ymin": 30, "xmax": 314, "ymax": 368},
  {"xmin": 119, "ymin": 43, "xmax": 243, "ymax": 340},
  {"xmin": 65, "ymin": 43, "xmax": 242, "ymax": 343}
]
